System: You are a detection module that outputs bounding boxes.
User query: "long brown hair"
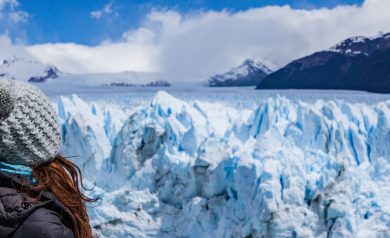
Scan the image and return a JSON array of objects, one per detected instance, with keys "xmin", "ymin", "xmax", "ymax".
[{"xmin": 32, "ymin": 154, "xmax": 98, "ymax": 238}]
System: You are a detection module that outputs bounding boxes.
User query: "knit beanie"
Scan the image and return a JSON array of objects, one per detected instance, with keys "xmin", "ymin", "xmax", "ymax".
[{"xmin": 0, "ymin": 78, "xmax": 61, "ymax": 166}]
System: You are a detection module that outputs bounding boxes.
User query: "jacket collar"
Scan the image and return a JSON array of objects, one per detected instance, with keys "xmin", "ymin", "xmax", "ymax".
[{"xmin": 0, "ymin": 172, "xmax": 75, "ymax": 233}]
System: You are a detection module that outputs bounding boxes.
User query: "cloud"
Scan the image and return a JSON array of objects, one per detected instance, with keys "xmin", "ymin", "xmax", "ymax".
[
  {"xmin": 0, "ymin": 34, "xmax": 33, "ymax": 59},
  {"xmin": 26, "ymin": 41, "xmax": 160, "ymax": 74},
  {"xmin": 90, "ymin": 1, "xmax": 113, "ymax": 19},
  {"xmin": 25, "ymin": 0, "xmax": 390, "ymax": 81},
  {"xmin": 0, "ymin": 0, "xmax": 28, "ymax": 23},
  {"xmin": 8, "ymin": 10, "xmax": 28, "ymax": 23}
]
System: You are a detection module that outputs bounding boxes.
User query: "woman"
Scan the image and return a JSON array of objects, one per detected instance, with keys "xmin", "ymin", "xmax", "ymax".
[{"xmin": 0, "ymin": 78, "xmax": 96, "ymax": 238}]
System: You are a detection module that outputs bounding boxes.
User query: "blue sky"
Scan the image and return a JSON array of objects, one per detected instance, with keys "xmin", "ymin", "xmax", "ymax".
[
  {"xmin": 5, "ymin": 0, "xmax": 363, "ymax": 45},
  {"xmin": 2, "ymin": 0, "xmax": 388, "ymax": 80}
]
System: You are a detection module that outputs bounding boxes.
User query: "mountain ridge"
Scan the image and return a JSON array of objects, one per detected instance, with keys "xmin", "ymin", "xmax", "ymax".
[{"xmin": 256, "ymin": 32, "xmax": 390, "ymax": 93}]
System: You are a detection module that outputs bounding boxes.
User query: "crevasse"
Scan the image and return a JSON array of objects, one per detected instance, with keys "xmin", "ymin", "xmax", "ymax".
[{"xmin": 56, "ymin": 91, "xmax": 390, "ymax": 238}]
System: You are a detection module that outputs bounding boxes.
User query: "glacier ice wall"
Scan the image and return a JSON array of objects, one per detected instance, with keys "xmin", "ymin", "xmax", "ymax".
[{"xmin": 56, "ymin": 92, "xmax": 390, "ymax": 238}]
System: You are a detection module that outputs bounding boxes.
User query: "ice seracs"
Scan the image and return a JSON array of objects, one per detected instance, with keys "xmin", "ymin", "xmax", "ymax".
[{"xmin": 55, "ymin": 92, "xmax": 390, "ymax": 237}]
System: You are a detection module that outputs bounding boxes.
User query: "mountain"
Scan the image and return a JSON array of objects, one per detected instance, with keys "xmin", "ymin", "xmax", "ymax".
[
  {"xmin": 0, "ymin": 55, "xmax": 166, "ymax": 86},
  {"xmin": 58, "ymin": 71, "xmax": 168, "ymax": 87},
  {"xmin": 0, "ymin": 56, "xmax": 62, "ymax": 82},
  {"xmin": 145, "ymin": 80, "xmax": 171, "ymax": 87},
  {"xmin": 256, "ymin": 32, "xmax": 390, "ymax": 93},
  {"xmin": 28, "ymin": 66, "xmax": 61, "ymax": 82},
  {"xmin": 208, "ymin": 59, "xmax": 272, "ymax": 87},
  {"xmin": 107, "ymin": 80, "xmax": 171, "ymax": 87}
]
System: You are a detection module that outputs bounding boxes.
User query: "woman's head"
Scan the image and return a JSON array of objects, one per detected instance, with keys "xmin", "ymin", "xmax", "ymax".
[
  {"xmin": 0, "ymin": 78, "xmax": 61, "ymax": 166},
  {"xmin": 0, "ymin": 78, "xmax": 96, "ymax": 238}
]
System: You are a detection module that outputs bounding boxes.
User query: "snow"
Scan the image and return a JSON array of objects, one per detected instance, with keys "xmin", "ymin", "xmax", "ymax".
[
  {"xmin": 0, "ymin": 56, "xmax": 60, "ymax": 81},
  {"xmin": 208, "ymin": 59, "xmax": 272, "ymax": 85},
  {"xmin": 328, "ymin": 36, "xmax": 368, "ymax": 55},
  {"xmin": 54, "ymin": 91, "xmax": 390, "ymax": 237},
  {"xmin": 350, "ymin": 36, "xmax": 367, "ymax": 43},
  {"xmin": 328, "ymin": 32, "xmax": 389, "ymax": 56},
  {"xmin": 0, "ymin": 55, "xmax": 165, "ymax": 86},
  {"xmin": 230, "ymin": 59, "xmax": 273, "ymax": 77}
]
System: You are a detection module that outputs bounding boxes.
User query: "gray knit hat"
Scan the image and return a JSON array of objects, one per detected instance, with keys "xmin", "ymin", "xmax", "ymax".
[{"xmin": 0, "ymin": 78, "xmax": 61, "ymax": 166}]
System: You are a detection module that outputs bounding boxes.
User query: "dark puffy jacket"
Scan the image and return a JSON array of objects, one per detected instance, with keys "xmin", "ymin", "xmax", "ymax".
[{"xmin": 0, "ymin": 172, "xmax": 75, "ymax": 238}]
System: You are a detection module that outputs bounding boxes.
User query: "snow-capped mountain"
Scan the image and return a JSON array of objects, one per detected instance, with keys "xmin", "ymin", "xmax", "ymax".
[
  {"xmin": 257, "ymin": 32, "xmax": 390, "ymax": 93},
  {"xmin": 208, "ymin": 59, "xmax": 272, "ymax": 87},
  {"xmin": 55, "ymin": 92, "xmax": 390, "ymax": 237},
  {"xmin": 0, "ymin": 55, "xmax": 167, "ymax": 87},
  {"xmin": 0, "ymin": 56, "xmax": 61, "ymax": 82},
  {"xmin": 329, "ymin": 32, "xmax": 390, "ymax": 55},
  {"xmin": 28, "ymin": 66, "xmax": 61, "ymax": 82}
]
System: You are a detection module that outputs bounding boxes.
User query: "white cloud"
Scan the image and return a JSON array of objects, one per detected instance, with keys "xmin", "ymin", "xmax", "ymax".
[
  {"xmin": 27, "ymin": 42, "xmax": 160, "ymax": 74},
  {"xmin": 8, "ymin": 10, "xmax": 28, "ymax": 23},
  {"xmin": 24, "ymin": 0, "xmax": 390, "ymax": 81},
  {"xmin": 0, "ymin": 0, "xmax": 28, "ymax": 23},
  {"xmin": 90, "ymin": 11, "xmax": 102, "ymax": 19},
  {"xmin": 90, "ymin": 2, "xmax": 113, "ymax": 19},
  {"xmin": 0, "ymin": 34, "xmax": 33, "ymax": 59}
]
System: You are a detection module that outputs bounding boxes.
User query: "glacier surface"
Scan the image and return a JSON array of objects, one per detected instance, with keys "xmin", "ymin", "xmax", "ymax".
[{"xmin": 56, "ymin": 91, "xmax": 390, "ymax": 238}]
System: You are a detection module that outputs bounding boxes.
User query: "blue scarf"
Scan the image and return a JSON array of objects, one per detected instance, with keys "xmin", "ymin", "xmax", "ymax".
[{"xmin": 0, "ymin": 161, "xmax": 37, "ymax": 184}]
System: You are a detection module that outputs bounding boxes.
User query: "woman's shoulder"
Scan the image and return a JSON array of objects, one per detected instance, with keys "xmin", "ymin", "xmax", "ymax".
[
  {"xmin": 0, "ymin": 172, "xmax": 75, "ymax": 238},
  {"xmin": 11, "ymin": 207, "xmax": 75, "ymax": 238}
]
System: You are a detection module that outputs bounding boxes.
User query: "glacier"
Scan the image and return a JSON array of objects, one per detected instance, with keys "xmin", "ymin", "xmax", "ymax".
[{"xmin": 55, "ymin": 91, "xmax": 390, "ymax": 238}]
